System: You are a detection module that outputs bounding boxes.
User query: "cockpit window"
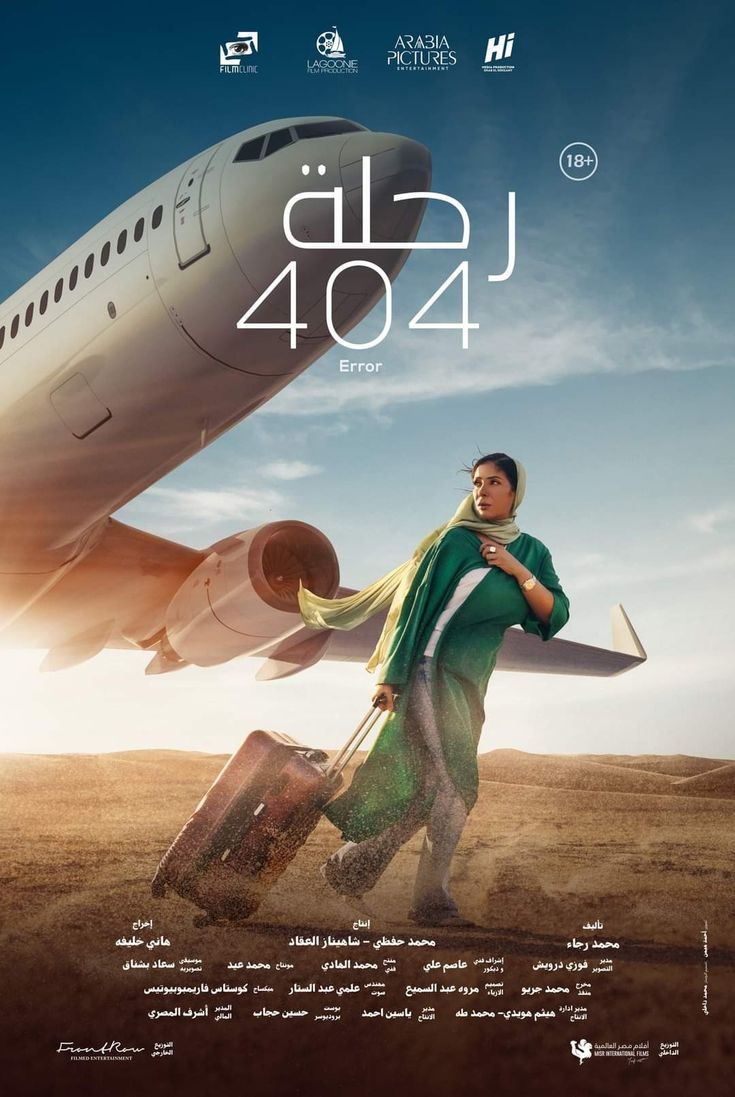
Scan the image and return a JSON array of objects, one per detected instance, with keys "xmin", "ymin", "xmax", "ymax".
[
  {"xmin": 234, "ymin": 136, "xmax": 266, "ymax": 162},
  {"xmin": 233, "ymin": 120, "xmax": 363, "ymax": 164},
  {"xmin": 295, "ymin": 120, "xmax": 362, "ymax": 139},
  {"xmin": 263, "ymin": 128, "xmax": 293, "ymax": 156}
]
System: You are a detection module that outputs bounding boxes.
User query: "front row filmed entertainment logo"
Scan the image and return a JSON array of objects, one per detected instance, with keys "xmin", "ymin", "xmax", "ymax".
[
  {"xmin": 307, "ymin": 26, "xmax": 358, "ymax": 74},
  {"xmin": 57, "ymin": 1041, "xmax": 146, "ymax": 1062},
  {"xmin": 220, "ymin": 31, "xmax": 259, "ymax": 74},
  {"xmin": 482, "ymin": 32, "xmax": 515, "ymax": 73}
]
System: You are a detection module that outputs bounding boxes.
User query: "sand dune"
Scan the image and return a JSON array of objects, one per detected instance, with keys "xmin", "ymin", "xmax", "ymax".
[
  {"xmin": 4, "ymin": 746, "xmax": 732, "ymax": 808},
  {"xmin": 673, "ymin": 762, "xmax": 735, "ymax": 797},
  {"xmin": 1, "ymin": 747, "xmax": 733, "ymax": 1097},
  {"xmin": 477, "ymin": 748, "xmax": 680, "ymax": 794},
  {"xmin": 574, "ymin": 753, "xmax": 730, "ymax": 778}
]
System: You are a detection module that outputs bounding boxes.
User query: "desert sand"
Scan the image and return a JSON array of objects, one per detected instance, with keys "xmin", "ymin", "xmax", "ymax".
[{"xmin": 1, "ymin": 746, "xmax": 733, "ymax": 1097}]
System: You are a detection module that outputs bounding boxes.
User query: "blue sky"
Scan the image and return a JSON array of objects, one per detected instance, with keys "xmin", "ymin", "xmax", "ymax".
[{"xmin": 1, "ymin": 1, "xmax": 733, "ymax": 757}]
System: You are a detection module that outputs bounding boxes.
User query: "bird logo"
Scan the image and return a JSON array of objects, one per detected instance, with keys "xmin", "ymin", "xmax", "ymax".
[{"xmin": 570, "ymin": 1038, "xmax": 593, "ymax": 1065}]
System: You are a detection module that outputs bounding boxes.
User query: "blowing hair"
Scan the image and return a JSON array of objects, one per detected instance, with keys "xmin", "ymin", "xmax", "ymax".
[{"xmin": 467, "ymin": 452, "xmax": 518, "ymax": 492}]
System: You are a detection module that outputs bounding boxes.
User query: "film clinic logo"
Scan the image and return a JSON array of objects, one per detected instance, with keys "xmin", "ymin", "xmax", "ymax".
[
  {"xmin": 482, "ymin": 32, "xmax": 515, "ymax": 73},
  {"xmin": 307, "ymin": 26, "xmax": 358, "ymax": 74},
  {"xmin": 220, "ymin": 31, "xmax": 259, "ymax": 74},
  {"xmin": 387, "ymin": 34, "xmax": 457, "ymax": 72}
]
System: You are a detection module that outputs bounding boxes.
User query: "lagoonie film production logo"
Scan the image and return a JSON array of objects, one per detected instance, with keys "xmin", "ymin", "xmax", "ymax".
[
  {"xmin": 387, "ymin": 34, "xmax": 457, "ymax": 71},
  {"xmin": 570, "ymin": 1038, "xmax": 593, "ymax": 1065},
  {"xmin": 219, "ymin": 31, "xmax": 259, "ymax": 74},
  {"xmin": 308, "ymin": 25, "xmax": 358, "ymax": 74},
  {"xmin": 482, "ymin": 32, "xmax": 515, "ymax": 73},
  {"xmin": 317, "ymin": 26, "xmax": 345, "ymax": 58}
]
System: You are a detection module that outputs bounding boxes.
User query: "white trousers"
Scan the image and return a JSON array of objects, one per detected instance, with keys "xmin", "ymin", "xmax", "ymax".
[{"xmin": 324, "ymin": 658, "xmax": 468, "ymax": 916}]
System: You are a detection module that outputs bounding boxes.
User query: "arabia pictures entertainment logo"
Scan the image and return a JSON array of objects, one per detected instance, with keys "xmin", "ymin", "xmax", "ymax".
[
  {"xmin": 219, "ymin": 31, "xmax": 259, "ymax": 74},
  {"xmin": 387, "ymin": 34, "xmax": 457, "ymax": 71},
  {"xmin": 307, "ymin": 26, "xmax": 358, "ymax": 74}
]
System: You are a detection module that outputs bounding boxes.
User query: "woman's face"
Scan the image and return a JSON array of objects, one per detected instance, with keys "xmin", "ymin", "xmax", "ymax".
[{"xmin": 472, "ymin": 461, "xmax": 515, "ymax": 520}]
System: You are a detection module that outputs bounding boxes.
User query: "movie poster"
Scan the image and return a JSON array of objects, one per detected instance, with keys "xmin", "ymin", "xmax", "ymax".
[{"xmin": 1, "ymin": 3, "xmax": 732, "ymax": 1095}]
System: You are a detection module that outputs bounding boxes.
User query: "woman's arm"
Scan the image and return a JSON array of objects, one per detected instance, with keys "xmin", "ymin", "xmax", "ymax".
[
  {"xmin": 514, "ymin": 566, "xmax": 554, "ymax": 623},
  {"xmin": 478, "ymin": 536, "xmax": 553, "ymax": 622}
]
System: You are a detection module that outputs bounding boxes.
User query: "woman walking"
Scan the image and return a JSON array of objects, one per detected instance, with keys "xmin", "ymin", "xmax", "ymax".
[{"xmin": 298, "ymin": 453, "xmax": 569, "ymax": 927}]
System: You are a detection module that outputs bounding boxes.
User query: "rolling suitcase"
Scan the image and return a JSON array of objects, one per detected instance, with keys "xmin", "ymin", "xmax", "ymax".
[{"xmin": 151, "ymin": 707, "xmax": 384, "ymax": 923}]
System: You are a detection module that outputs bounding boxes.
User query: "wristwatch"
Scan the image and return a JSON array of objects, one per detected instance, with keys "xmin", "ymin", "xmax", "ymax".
[{"xmin": 521, "ymin": 574, "xmax": 537, "ymax": 592}]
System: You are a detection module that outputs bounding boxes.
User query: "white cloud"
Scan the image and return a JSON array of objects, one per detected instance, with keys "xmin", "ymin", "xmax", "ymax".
[
  {"xmin": 262, "ymin": 460, "xmax": 323, "ymax": 480},
  {"xmin": 566, "ymin": 545, "xmax": 735, "ymax": 592},
  {"xmin": 260, "ymin": 255, "xmax": 733, "ymax": 418},
  {"xmin": 688, "ymin": 506, "xmax": 735, "ymax": 535},
  {"xmin": 256, "ymin": 114, "xmax": 733, "ymax": 421},
  {"xmin": 143, "ymin": 485, "xmax": 284, "ymax": 526}
]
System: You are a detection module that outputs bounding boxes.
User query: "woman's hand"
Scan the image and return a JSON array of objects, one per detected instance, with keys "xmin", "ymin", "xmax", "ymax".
[
  {"xmin": 478, "ymin": 535, "xmax": 523, "ymax": 577},
  {"xmin": 479, "ymin": 535, "xmax": 554, "ymax": 625},
  {"xmin": 372, "ymin": 683, "xmax": 398, "ymax": 713}
]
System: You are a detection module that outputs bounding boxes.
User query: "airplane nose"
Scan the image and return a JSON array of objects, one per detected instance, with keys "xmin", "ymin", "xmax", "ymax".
[{"xmin": 339, "ymin": 133, "xmax": 431, "ymax": 243}]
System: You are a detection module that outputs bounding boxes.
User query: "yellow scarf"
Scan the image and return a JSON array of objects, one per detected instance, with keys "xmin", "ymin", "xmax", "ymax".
[{"xmin": 298, "ymin": 460, "xmax": 526, "ymax": 672}]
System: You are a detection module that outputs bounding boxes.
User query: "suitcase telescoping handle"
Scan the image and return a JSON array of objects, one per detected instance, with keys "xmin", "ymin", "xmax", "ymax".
[{"xmin": 324, "ymin": 701, "xmax": 390, "ymax": 780}]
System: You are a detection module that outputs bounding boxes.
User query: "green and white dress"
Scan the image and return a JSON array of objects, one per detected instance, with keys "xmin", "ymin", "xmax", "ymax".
[{"xmin": 323, "ymin": 526, "xmax": 570, "ymax": 842}]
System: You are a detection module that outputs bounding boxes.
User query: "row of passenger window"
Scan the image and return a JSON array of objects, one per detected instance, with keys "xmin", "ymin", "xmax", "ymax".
[{"xmin": 0, "ymin": 204, "xmax": 164, "ymax": 351}]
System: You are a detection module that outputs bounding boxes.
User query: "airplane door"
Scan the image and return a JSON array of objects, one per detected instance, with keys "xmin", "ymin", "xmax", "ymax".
[{"xmin": 173, "ymin": 148, "xmax": 219, "ymax": 269}]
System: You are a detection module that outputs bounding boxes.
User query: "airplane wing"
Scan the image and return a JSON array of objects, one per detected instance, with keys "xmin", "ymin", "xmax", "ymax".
[
  {"xmin": 2, "ymin": 520, "xmax": 646, "ymax": 681},
  {"xmin": 0, "ymin": 518, "xmax": 204, "ymax": 670},
  {"xmin": 256, "ymin": 598, "xmax": 647, "ymax": 681}
]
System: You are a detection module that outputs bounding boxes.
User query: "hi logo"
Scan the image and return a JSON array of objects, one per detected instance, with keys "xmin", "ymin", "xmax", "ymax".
[
  {"xmin": 482, "ymin": 33, "xmax": 515, "ymax": 73},
  {"xmin": 570, "ymin": 1038, "xmax": 593, "ymax": 1065}
]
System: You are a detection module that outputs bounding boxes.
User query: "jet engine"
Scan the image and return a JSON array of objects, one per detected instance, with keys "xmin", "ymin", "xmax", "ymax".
[{"xmin": 163, "ymin": 521, "xmax": 339, "ymax": 667}]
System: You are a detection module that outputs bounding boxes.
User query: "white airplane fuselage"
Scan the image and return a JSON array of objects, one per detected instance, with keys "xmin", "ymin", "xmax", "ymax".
[{"xmin": 0, "ymin": 117, "xmax": 430, "ymax": 627}]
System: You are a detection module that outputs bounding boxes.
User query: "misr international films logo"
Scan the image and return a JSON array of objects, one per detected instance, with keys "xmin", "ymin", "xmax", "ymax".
[
  {"xmin": 220, "ymin": 31, "xmax": 259, "ymax": 74},
  {"xmin": 570, "ymin": 1038, "xmax": 593, "ymax": 1065},
  {"xmin": 482, "ymin": 32, "xmax": 515, "ymax": 73},
  {"xmin": 307, "ymin": 26, "xmax": 358, "ymax": 74},
  {"xmin": 387, "ymin": 34, "xmax": 457, "ymax": 72}
]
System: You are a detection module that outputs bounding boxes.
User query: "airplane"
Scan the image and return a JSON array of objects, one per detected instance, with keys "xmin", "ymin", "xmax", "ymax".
[{"xmin": 0, "ymin": 116, "xmax": 646, "ymax": 682}]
